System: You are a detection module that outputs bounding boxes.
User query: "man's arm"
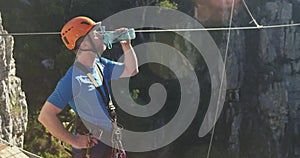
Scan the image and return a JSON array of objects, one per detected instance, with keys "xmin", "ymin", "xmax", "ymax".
[
  {"xmin": 115, "ymin": 28, "xmax": 139, "ymax": 78},
  {"xmin": 120, "ymin": 42, "xmax": 139, "ymax": 78},
  {"xmin": 38, "ymin": 101, "xmax": 97, "ymax": 148}
]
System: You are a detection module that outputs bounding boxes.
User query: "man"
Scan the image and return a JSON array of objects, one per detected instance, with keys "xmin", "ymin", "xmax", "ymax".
[{"xmin": 38, "ymin": 16, "xmax": 138, "ymax": 157}]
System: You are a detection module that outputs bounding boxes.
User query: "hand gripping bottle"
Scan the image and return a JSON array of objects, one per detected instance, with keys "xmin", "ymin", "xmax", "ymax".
[{"xmin": 98, "ymin": 26, "xmax": 136, "ymax": 49}]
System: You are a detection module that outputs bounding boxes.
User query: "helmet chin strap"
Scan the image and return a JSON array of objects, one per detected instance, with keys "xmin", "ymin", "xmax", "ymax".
[{"xmin": 78, "ymin": 34, "xmax": 103, "ymax": 62}]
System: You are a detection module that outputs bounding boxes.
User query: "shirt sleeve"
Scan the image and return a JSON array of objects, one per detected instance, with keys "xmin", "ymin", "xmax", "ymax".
[
  {"xmin": 47, "ymin": 67, "xmax": 77, "ymax": 109},
  {"xmin": 100, "ymin": 57, "xmax": 125, "ymax": 81}
]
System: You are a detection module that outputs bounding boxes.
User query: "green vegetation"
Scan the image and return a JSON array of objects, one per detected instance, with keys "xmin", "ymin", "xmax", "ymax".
[{"xmin": 159, "ymin": 0, "xmax": 178, "ymax": 9}]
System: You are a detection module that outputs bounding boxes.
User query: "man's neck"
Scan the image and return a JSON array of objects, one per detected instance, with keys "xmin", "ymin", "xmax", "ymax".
[{"xmin": 76, "ymin": 51, "xmax": 97, "ymax": 67}]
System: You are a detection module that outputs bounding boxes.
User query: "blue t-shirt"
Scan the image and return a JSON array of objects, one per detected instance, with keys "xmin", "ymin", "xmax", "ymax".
[{"xmin": 47, "ymin": 57, "xmax": 124, "ymax": 130}]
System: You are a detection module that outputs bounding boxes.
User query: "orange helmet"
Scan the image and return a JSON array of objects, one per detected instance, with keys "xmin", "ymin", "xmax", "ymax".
[{"xmin": 61, "ymin": 16, "xmax": 96, "ymax": 50}]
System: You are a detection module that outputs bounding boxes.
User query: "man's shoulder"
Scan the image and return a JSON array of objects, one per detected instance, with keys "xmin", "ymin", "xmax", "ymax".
[
  {"xmin": 58, "ymin": 66, "xmax": 83, "ymax": 87},
  {"xmin": 60, "ymin": 66, "xmax": 79, "ymax": 82},
  {"xmin": 63, "ymin": 66, "xmax": 75, "ymax": 76}
]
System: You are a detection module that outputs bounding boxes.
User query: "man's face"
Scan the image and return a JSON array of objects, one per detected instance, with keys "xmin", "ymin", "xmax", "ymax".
[
  {"xmin": 91, "ymin": 30, "xmax": 107, "ymax": 51},
  {"xmin": 78, "ymin": 30, "xmax": 106, "ymax": 54}
]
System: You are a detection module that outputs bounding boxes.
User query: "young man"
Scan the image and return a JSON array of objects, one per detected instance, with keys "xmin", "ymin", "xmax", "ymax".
[{"xmin": 38, "ymin": 16, "xmax": 138, "ymax": 158}]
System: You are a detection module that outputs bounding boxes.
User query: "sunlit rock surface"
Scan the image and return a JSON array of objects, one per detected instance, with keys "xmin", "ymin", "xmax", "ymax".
[{"xmin": 0, "ymin": 12, "xmax": 28, "ymax": 148}]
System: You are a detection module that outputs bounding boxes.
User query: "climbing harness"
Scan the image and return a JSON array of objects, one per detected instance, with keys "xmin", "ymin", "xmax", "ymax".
[
  {"xmin": 74, "ymin": 61, "xmax": 126, "ymax": 158},
  {"xmin": 60, "ymin": 115, "xmax": 98, "ymax": 157}
]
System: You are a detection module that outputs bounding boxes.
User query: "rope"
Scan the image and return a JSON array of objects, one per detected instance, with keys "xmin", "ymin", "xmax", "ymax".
[
  {"xmin": 0, "ymin": 137, "xmax": 41, "ymax": 158},
  {"xmin": 0, "ymin": 31, "xmax": 60, "ymax": 36},
  {"xmin": 0, "ymin": 0, "xmax": 299, "ymax": 37},
  {"xmin": 0, "ymin": 22, "xmax": 300, "ymax": 37},
  {"xmin": 242, "ymin": 0, "xmax": 262, "ymax": 28},
  {"xmin": 206, "ymin": 0, "xmax": 235, "ymax": 157}
]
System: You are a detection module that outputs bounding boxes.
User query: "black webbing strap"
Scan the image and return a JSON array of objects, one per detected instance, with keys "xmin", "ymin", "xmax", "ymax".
[{"xmin": 74, "ymin": 61, "xmax": 117, "ymax": 121}]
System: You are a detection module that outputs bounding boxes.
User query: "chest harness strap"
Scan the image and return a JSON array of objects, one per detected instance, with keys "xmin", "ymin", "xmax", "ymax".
[{"xmin": 74, "ymin": 61, "xmax": 126, "ymax": 158}]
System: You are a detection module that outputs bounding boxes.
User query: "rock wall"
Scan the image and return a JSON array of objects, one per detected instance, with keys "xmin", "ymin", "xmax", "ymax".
[
  {"xmin": 213, "ymin": 1, "xmax": 300, "ymax": 158},
  {"xmin": 261, "ymin": 1, "xmax": 300, "ymax": 157},
  {"xmin": 192, "ymin": 0, "xmax": 300, "ymax": 158},
  {"xmin": 136, "ymin": 1, "xmax": 300, "ymax": 157},
  {"xmin": 0, "ymin": 12, "xmax": 28, "ymax": 148}
]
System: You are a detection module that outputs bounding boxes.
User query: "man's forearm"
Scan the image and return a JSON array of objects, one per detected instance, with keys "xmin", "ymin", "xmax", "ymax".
[{"xmin": 38, "ymin": 102, "xmax": 76, "ymax": 146}]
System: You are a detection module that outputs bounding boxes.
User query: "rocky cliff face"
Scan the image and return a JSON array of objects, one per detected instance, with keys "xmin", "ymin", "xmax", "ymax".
[
  {"xmin": 131, "ymin": 1, "xmax": 299, "ymax": 157},
  {"xmin": 256, "ymin": 1, "xmax": 300, "ymax": 157},
  {"xmin": 204, "ymin": 1, "xmax": 300, "ymax": 158},
  {"xmin": 0, "ymin": 12, "xmax": 28, "ymax": 148}
]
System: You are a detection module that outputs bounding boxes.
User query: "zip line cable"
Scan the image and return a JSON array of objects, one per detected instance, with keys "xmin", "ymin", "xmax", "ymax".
[
  {"xmin": 0, "ymin": 31, "xmax": 61, "ymax": 36},
  {"xmin": 0, "ymin": 137, "xmax": 41, "ymax": 158},
  {"xmin": 0, "ymin": 0, "xmax": 300, "ymax": 37},
  {"xmin": 0, "ymin": 23, "xmax": 300, "ymax": 36},
  {"xmin": 206, "ymin": 0, "xmax": 235, "ymax": 158}
]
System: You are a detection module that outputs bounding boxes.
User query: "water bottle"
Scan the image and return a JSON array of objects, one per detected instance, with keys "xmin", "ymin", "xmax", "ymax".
[{"xmin": 100, "ymin": 26, "xmax": 136, "ymax": 49}]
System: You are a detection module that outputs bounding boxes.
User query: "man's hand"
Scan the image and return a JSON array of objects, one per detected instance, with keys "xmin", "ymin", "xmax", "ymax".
[
  {"xmin": 39, "ymin": 102, "xmax": 99, "ymax": 149},
  {"xmin": 71, "ymin": 134, "xmax": 99, "ymax": 149},
  {"xmin": 114, "ymin": 28, "xmax": 132, "ymax": 46}
]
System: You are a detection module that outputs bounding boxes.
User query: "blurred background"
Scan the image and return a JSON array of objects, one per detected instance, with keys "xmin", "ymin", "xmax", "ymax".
[{"xmin": 0, "ymin": 0, "xmax": 299, "ymax": 157}]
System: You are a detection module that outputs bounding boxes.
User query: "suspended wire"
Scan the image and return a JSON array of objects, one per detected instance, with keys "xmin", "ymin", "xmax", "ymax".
[
  {"xmin": 0, "ymin": 31, "xmax": 60, "ymax": 36},
  {"xmin": 0, "ymin": 22, "xmax": 300, "ymax": 36},
  {"xmin": 242, "ymin": 0, "xmax": 262, "ymax": 28},
  {"xmin": 135, "ymin": 23, "xmax": 300, "ymax": 32},
  {"xmin": 0, "ymin": 137, "xmax": 41, "ymax": 158},
  {"xmin": 206, "ymin": 0, "xmax": 235, "ymax": 158},
  {"xmin": 0, "ymin": 0, "xmax": 300, "ymax": 37}
]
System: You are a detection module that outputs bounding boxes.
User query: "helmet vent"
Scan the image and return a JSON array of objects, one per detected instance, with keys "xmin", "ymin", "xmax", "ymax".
[
  {"xmin": 81, "ymin": 21, "xmax": 91, "ymax": 25},
  {"xmin": 63, "ymin": 37, "xmax": 70, "ymax": 45}
]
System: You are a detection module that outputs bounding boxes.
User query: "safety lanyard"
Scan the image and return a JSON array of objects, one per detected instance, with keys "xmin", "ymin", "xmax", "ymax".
[{"xmin": 74, "ymin": 61, "xmax": 117, "ymax": 122}]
